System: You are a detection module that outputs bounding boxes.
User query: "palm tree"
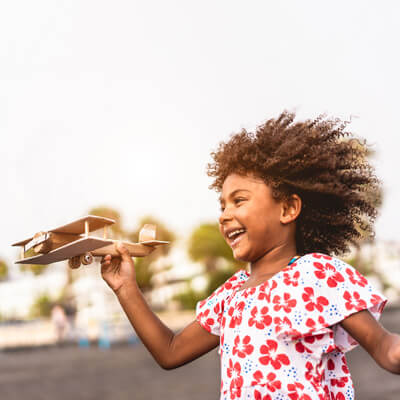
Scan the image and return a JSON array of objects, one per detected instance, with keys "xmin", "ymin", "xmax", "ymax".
[{"xmin": 0, "ymin": 259, "xmax": 8, "ymax": 281}]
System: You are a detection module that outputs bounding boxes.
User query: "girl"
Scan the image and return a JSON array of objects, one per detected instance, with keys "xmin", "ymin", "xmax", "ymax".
[{"xmin": 100, "ymin": 112, "xmax": 400, "ymax": 400}]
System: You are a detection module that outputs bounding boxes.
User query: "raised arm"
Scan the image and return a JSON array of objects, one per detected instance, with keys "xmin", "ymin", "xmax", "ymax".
[
  {"xmin": 340, "ymin": 309, "xmax": 400, "ymax": 374},
  {"xmin": 101, "ymin": 244, "xmax": 220, "ymax": 370}
]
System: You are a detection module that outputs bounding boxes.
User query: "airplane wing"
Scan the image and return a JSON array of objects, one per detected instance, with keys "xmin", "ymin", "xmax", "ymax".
[
  {"xmin": 15, "ymin": 237, "xmax": 113, "ymax": 264},
  {"xmin": 12, "ymin": 215, "xmax": 115, "ymax": 247}
]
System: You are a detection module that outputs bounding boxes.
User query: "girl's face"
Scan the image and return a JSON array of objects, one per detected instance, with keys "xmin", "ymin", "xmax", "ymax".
[{"xmin": 219, "ymin": 173, "xmax": 295, "ymax": 263}]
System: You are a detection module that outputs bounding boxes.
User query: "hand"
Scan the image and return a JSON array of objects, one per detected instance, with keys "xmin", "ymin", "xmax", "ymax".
[{"xmin": 101, "ymin": 242, "xmax": 138, "ymax": 293}]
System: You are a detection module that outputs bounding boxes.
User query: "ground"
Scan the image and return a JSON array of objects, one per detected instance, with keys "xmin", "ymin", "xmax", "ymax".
[{"xmin": 1, "ymin": 308, "xmax": 399, "ymax": 400}]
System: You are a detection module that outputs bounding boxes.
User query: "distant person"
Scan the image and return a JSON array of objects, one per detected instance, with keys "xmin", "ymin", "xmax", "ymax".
[
  {"xmin": 88, "ymin": 112, "xmax": 399, "ymax": 399},
  {"xmin": 51, "ymin": 304, "xmax": 67, "ymax": 344},
  {"xmin": 64, "ymin": 297, "xmax": 77, "ymax": 341}
]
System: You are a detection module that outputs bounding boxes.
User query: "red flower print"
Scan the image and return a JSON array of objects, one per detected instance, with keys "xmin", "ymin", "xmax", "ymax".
[
  {"xmin": 345, "ymin": 267, "xmax": 368, "ymax": 287},
  {"xmin": 198, "ymin": 309, "xmax": 214, "ymax": 331},
  {"xmin": 251, "ymin": 370, "xmax": 264, "ymax": 386},
  {"xmin": 254, "ymin": 390, "xmax": 272, "ymax": 400},
  {"xmin": 251, "ymin": 371, "xmax": 281, "ymax": 392},
  {"xmin": 287, "ymin": 382, "xmax": 312, "ymax": 400},
  {"xmin": 249, "ymin": 306, "xmax": 272, "ymax": 329},
  {"xmin": 371, "ymin": 294, "xmax": 382, "ymax": 305},
  {"xmin": 343, "ymin": 291, "xmax": 367, "ymax": 311},
  {"xmin": 311, "ymin": 253, "xmax": 332, "ymax": 261},
  {"xmin": 313, "ymin": 262, "xmax": 325, "ymax": 280},
  {"xmin": 265, "ymin": 372, "xmax": 282, "ymax": 392},
  {"xmin": 198, "ymin": 298, "xmax": 207, "ymax": 308},
  {"xmin": 304, "ymin": 362, "xmax": 313, "ymax": 381},
  {"xmin": 214, "ymin": 303, "xmax": 222, "ymax": 325},
  {"xmin": 227, "ymin": 359, "xmax": 244, "ymax": 390},
  {"xmin": 305, "ymin": 361, "xmax": 323, "ymax": 392},
  {"xmin": 305, "ymin": 315, "xmax": 326, "ymax": 331},
  {"xmin": 229, "ymin": 384, "xmax": 242, "ymax": 400},
  {"xmin": 258, "ymin": 280, "xmax": 277, "ymax": 302},
  {"xmin": 221, "ymin": 315, "xmax": 226, "ymax": 328},
  {"xmin": 328, "ymin": 359, "xmax": 335, "ymax": 370},
  {"xmin": 341, "ymin": 356, "xmax": 350, "ymax": 374},
  {"xmin": 233, "ymin": 335, "xmax": 254, "ymax": 358},
  {"xmin": 283, "ymin": 270, "xmax": 300, "ymax": 287},
  {"xmin": 331, "ymin": 377, "xmax": 348, "ymax": 388},
  {"xmin": 259, "ymin": 340, "xmax": 290, "ymax": 369},
  {"xmin": 273, "ymin": 292, "xmax": 297, "ymax": 313},
  {"xmin": 331, "ymin": 394, "xmax": 346, "ymax": 400},
  {"xmin": 295, "ymin": 341, "xmax": 312, "ymax": 354},
  {"xmin": 313, "ymin": 262, "xmax": 344, "ymax": 288},
  {"xmin": 302, "ymin": 287, "xmax": 329, "ymax": 312},
  {"xmin": 242, "ymin": 287, "xmax": 257, "ymax": 298},
  {"xmin": 274, "ymin": 316, "xmax": 292, "ymax": 334},
  {"xmin": 228, "ymin": 301, "xmax": 245, "ymax": 328}
]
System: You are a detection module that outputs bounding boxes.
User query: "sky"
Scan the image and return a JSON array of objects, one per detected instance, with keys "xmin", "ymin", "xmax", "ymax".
[{"xmin": 1, "ymin": 1, "xmax": 399, "ymax": 268}]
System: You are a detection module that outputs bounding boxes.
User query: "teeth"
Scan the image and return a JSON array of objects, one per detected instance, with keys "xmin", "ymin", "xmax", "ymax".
[{"xmin": 227, "ymin": 229, "xmax": 246, "ymax": 239}]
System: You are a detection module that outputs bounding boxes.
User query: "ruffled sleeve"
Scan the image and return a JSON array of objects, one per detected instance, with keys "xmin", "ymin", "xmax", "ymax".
[
  {"xmin": 277, "ymin": 253, "xmax": 388, "ymax": 353},
  {"xmin": 195, "ymin": 270, "xmax": 247, "ymax": 336}
]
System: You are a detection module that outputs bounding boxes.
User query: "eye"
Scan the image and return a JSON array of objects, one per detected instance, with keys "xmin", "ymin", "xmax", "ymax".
[{"xmin": 234, "ymin": 197, "xmax": 245, "ymax": 205}]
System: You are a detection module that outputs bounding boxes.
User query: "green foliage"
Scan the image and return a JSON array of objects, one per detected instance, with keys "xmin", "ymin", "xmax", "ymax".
[
  {"xmin": 20, "ymin": 264, "xmax": 48, "ymax": 276},
  {"xmin": 205, "ymin": 267, "xmax": 238, "ymax": 296},
  {"xmin": 173, "ymin": 287, "xmax": 205, "ymax": 310},
  {"xmin": 30, "ymin": 293, "xmax": 53, "ymax": 318},
  {"xmin": 128, "ymin": 216, "xmax": 176, "ymax": 292},
  {"xmin": 133, "ymin": 257, "xmax": 154, "ymax": 292},
  {"xmin": 19, "ymin": 249, "xmax": 49, "ymax": 276},
  {"xmin": 0, "ymin": 259, "xmax": 8, "ymax": 281},
  {"xmin": 188, "ymin": 223, "xmax": 244, "ymax": 273},
  {"xmin": 129, "ymin": 215, "xmax": 176, "ymax": 256},
  {"xmin": 188, "ymin": 223, "xmax": 235, "ymax": 263},
  {"xmin": 344, "ymin": 256, "xmax": 374, "ymax": 276}
]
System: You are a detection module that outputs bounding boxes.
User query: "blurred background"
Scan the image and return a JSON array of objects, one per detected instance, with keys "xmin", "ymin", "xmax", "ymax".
[{"xmin": 1, "ymin": 1, "xmax": 399, "ymax": 399}]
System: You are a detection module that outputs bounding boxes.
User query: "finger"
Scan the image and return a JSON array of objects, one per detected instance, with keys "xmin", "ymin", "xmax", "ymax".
[
  {"xmin": 101, "ymin": 255, "xmax": 112, "ymax": 263},
  {"xmin": 115, "ymin": 242, "xmax": 134, "ymax": 264},
  {"xmin": 110, "ymin": 257, "xmax": 121, "ymax": 269}
]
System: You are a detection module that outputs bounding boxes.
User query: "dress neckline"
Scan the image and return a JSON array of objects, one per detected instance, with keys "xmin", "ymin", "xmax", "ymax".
[{"xmin": 234, "ymin": 254, "xmax": 303, "ymax": 294}]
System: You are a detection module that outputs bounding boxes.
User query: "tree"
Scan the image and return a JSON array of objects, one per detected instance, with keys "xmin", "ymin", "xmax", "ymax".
[
  {"xmin": 188, "ymin": 223, "xmax": 244, "ymax": 296},
  {"xmin": 19, "ymin": 249, "xmax": 49, "ymax": 276},
  {"xmin": 127, "ymin": 216, "xmax": 176, "ymax": 292},
  {"xmin": 0, "ymin": 259, "xmax": 8, "ymax": 281},
  {"xmin": 30, "ymin": 292, "xmax": 53, "ymax": 318}
]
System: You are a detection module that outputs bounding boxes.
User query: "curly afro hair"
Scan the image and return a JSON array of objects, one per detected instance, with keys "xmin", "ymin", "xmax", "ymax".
[{"xmin": 207, "ymin": 111, "xmax": 382, "ymax": 256}]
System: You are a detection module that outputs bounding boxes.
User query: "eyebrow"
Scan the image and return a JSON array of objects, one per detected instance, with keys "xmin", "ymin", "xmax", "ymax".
[{"xmin": 219, "ymin": 189, "xmax": 251, "ymax": 203}]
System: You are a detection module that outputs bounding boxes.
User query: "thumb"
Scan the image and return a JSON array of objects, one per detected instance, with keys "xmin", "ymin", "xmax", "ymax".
[{"xmin": 115, "ymin": 242, "xmax": 133, "ymax": 263}]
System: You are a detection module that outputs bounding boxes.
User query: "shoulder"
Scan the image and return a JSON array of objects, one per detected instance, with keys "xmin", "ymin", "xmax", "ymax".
[
  {"xmin": 293, "ymin": 252, "xmax": 363, "ymax": 287},
  {"xmin": 298, "ymin": 252, "xmax": 354, "ymax": 272}
]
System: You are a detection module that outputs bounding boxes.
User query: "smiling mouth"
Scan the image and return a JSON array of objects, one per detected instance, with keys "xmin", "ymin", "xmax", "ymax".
[{"xmin": 227, "ymin": 229, "xmax": 246, "ymax": 247}]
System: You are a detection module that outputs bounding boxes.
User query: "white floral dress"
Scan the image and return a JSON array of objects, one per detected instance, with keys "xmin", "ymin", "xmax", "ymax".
[{"xmin": 196, "ymin": 253, "xmax": 387, "ymax": 400}]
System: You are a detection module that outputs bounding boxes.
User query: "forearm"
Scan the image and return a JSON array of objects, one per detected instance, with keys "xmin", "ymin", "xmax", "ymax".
[
  {"xmin": 377, "ymin": 332, "xmax": 400, "ymax": 374},
  {"xmin": 115, "ymin": 282, "xmax": 174, "ymax": 369}
]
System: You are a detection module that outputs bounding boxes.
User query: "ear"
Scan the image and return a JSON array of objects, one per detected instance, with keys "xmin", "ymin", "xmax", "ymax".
[{"xmin": 280, "ymin": 194, "xmax": 302, "ymax": 224}]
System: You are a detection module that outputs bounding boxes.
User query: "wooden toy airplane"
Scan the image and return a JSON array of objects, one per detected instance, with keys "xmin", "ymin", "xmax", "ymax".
[{"xmin": 12, "ymin": 215, "xmax": 169, "ymax": 268}]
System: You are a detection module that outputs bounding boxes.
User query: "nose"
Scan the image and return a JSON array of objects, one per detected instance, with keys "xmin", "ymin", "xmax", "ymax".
[{"xmin": 219, "ymin": 207, "xmax": 233, "ymax": 226}]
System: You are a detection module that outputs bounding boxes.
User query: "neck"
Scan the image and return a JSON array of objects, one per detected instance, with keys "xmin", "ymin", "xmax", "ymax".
[{"xmin": 249, "ymin": 242, "xmax": 298, "ymax": 279}]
